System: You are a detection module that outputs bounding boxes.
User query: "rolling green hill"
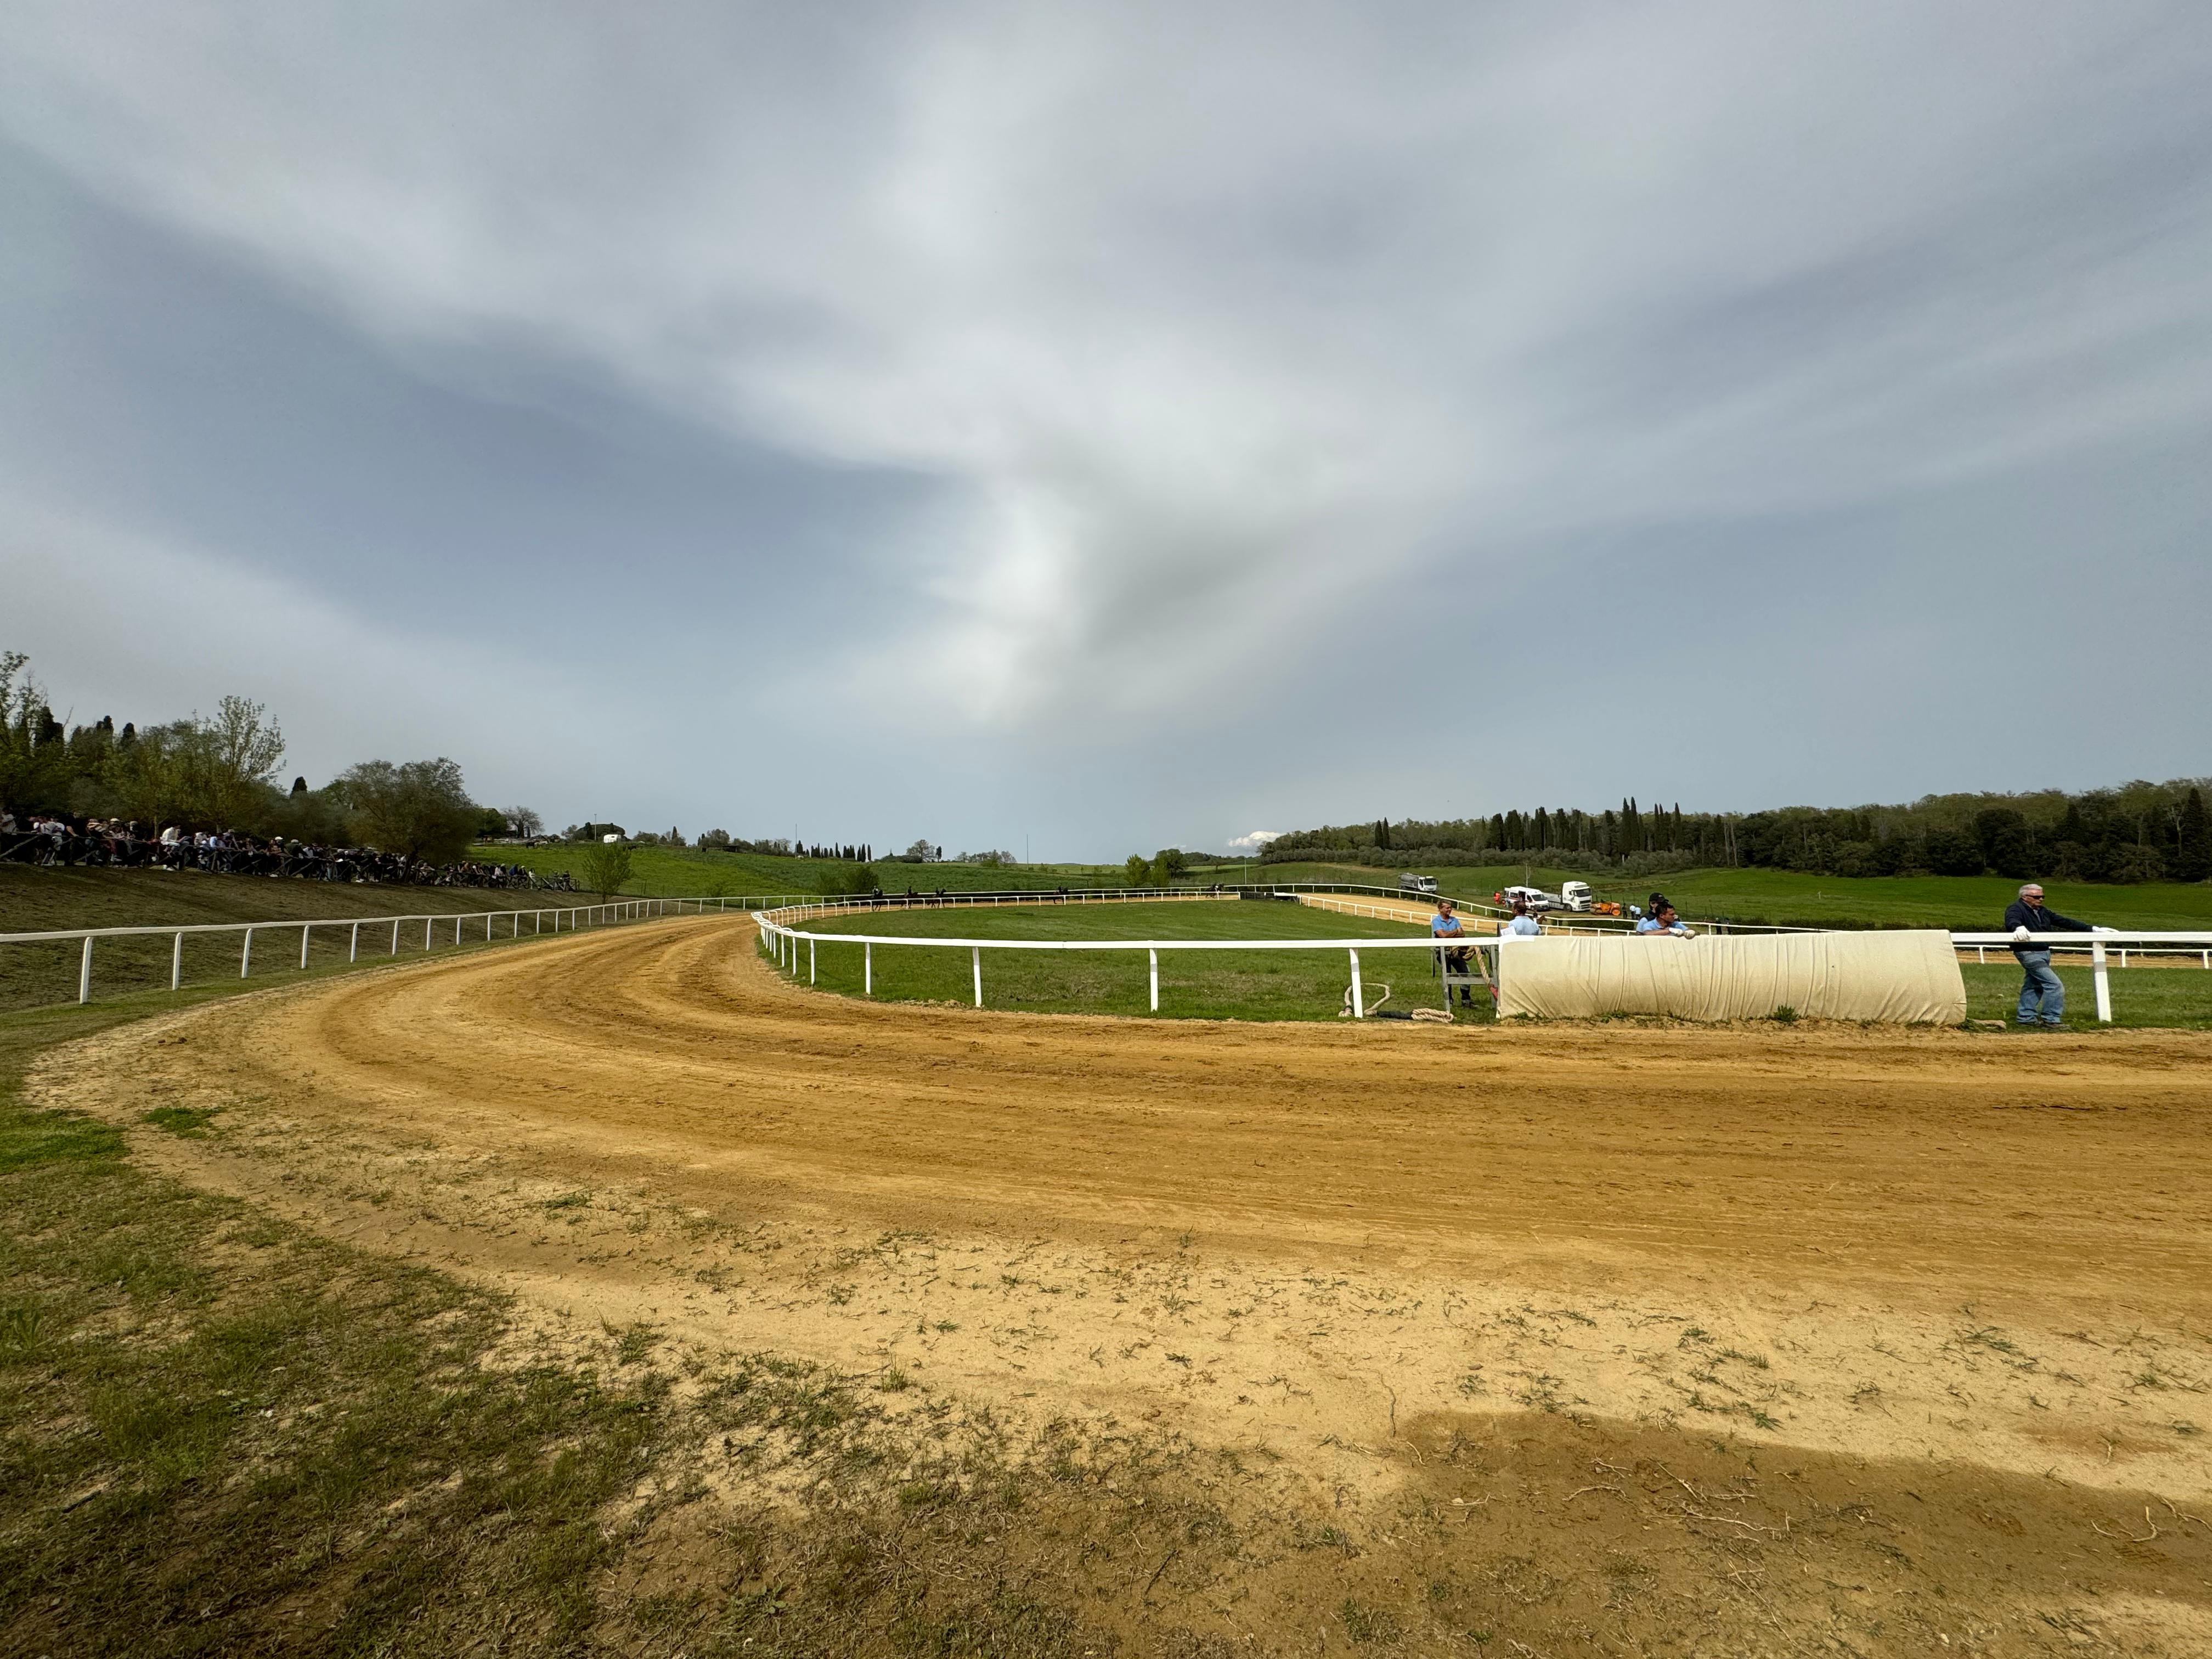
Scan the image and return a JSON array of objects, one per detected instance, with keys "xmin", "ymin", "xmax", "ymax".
[{"xmin": 475, "ymin": 842, "xmax": 1125, "ymax": 900}]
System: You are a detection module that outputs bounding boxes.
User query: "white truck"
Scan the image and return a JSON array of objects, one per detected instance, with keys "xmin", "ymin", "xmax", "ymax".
[
  {"xmin": 1502, "ymin": 880, "xmax": 1595, "ymax": 913},
  {"xmin": 1398, "ymin": 872, "xmax": 1439, "ymax": 895}
]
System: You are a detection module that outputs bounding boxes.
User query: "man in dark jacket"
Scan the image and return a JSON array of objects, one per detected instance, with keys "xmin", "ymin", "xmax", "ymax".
[{"xmin": 2002, "ymin": 883, "xmax": 2096, "ymax": 1026}]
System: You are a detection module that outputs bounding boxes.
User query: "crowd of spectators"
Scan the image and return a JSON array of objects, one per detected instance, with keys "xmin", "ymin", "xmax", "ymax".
[{"xmin": 0, "ymin": 810, "xmax": 573, "ymax": 891}]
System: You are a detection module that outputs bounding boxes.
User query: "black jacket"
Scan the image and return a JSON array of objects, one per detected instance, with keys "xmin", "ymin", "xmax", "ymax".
[{"xmin": 2003, "ymin": 899, "xmax": 2091, "ymax": 955}]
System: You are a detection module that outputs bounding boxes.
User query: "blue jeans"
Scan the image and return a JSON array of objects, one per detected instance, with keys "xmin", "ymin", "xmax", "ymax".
[{"xmin": 2016, "ymin": 951, "xmax": 2064, "ymax": 1024}]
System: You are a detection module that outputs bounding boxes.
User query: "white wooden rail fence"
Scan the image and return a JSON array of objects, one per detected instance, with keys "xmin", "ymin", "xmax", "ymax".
[
  {"xmin": 751, "ymin": 910, "xmax": 1494, "ymax": 1019},
  {"xmin": 753, "ymin": 901, "xmax": 2212, "ymax": 1025},
  {"xmin": 1, "ymin": 896, "xmax": 732, "ymax": 1006},
  {"xmin": 6, "ymin": 877, "xmax": 2207, "ymax": 1024}
]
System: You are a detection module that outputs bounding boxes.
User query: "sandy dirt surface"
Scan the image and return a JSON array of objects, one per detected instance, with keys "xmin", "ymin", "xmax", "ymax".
[{"xmin": 35, "ymin": 913, "xmax": 2212, "ymax": 1652}]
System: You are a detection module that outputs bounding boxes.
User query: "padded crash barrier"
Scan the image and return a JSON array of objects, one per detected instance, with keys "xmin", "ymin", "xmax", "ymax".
[{"xmin": 1494, "ymin": 930, "xmax": 1966, "ymax": 1024}]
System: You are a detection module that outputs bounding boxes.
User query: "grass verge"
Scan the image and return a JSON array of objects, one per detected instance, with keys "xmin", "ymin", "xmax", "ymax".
[{"xmin": 796, "ymin": 898, "xmax": 1460, "ymax": 1022}]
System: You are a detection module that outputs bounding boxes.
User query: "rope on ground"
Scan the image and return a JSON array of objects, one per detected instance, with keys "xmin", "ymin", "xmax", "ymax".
[{"xmin": 1339, "ymin": 981, "xmax": 1391, "ymax": 1019}]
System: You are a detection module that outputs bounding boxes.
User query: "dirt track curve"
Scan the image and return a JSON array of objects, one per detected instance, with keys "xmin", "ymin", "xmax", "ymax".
[{"xmin": 37, "ymin": 911, "xmax": 2212, "ymax": 1649}]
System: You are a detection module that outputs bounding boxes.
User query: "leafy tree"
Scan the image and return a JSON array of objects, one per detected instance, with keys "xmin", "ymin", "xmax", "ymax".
[
  {"xmin": 2176, "ymin": 788, "xmax": 2211, "ymax": 883},
  {"xmin": 581, "ymin": 839, "xmax": 635, "ymax": 896},
  {"xmin": 1921, "ymin": 828, "xmax": 1985, "ymax": 877},
  {"xmin": 821, "ymin": 861, "xmax": 877, "ymax": 896},
  {"xmin": 332, "ymin": 759, "xmax": 482, "ymax": 862},
  {"xmin": 504, "ymin": 805, "xmax": 544, "ymax": 838},
  {"xmin": 1973, "ymin": 808, "xmax": 2034, "ymax": 879}
]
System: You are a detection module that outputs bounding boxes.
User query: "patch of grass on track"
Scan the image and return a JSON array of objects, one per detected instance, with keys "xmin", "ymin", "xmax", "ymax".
[
  {"xmin": 0, "ymin": 994, "xmax": 673, "ymax": 1655},
  {"xmin": 797, "ymin": 898, "xmax": 1475, "ymax": 1022},
  {"xmin": 0, "ymin": 991, "xmax": 1139, "ymax": 1656}
]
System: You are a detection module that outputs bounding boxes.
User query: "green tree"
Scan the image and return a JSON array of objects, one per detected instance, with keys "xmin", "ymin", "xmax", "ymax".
[
  {"xmin": 332, "ymin": 759, "xmax": 482, "ymax": 862},
  {"xmin": 2176, "ymin": 788, "xmax": 2211, "ymax": 883},
  {"xmin": 1973, "ymin": 808, "xmax": 2034, "ymax": 879},
  {"xmin": 580, "ymin": 839, "xmax": 635, "ymax": 895}
]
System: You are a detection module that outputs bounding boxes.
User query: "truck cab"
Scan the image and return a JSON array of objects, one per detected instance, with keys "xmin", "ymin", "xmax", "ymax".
[{"xmin": 1559, "ymin": 881, "xmax": 1593, "ymax": 911}]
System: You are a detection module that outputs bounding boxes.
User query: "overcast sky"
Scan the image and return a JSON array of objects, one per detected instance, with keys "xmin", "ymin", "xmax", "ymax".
[{"xmin": 3, "ymin": 3, "xmax": 2208, "ymax": 857}]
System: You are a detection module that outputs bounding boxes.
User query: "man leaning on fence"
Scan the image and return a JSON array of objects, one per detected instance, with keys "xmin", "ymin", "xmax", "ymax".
[{"xmin": 2004, "ymin": 883, "xmax": 2096, "ymax": 1028}]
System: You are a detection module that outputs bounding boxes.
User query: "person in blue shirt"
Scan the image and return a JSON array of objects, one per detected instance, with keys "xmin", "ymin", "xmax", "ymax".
[
  {"xmin": 2002, "ymin": 882, "xmax": 2097, "ymax": 1026},
  {"xmin": 1431, "ymin": 898, "xmax": 1477, "ymax": 1003},
  {"xmin": 1634, "ymin": 901, "xmax": 1693, "ymax": 937}
]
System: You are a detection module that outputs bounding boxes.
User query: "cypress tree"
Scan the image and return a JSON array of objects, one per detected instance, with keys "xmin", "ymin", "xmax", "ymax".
[{"xmin": 2177, "ymin": 788, "xmax": 2211, "ymax": 882}]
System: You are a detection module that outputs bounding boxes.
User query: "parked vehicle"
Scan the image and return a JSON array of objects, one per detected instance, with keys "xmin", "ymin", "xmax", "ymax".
[
  {"xmin": 1399, "ymin": 872, "xmax": 1439, "ymax": 895},
  {"xmin": 1500, "ymin": 884, "xmax": 1555, "ymax": 911},
  {"xmin": 1559, "ymin": 881, "xmax": 1593, "ymax": 911}
]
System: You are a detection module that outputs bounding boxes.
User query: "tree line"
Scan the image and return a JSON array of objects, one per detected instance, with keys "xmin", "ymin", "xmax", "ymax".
[
  {"xmin": 1262, "ymin": 778, "xmax": 2212, "ymax": 884},
  {"xmin": 1, "ymin": 651, "xmax": 532, "ymax": 867}
]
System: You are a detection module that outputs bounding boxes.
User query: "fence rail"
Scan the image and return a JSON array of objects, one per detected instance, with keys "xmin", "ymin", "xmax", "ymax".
[
  {"xmin": 753, "ymin": 907, "xmax": 2212, "ymax": 1025},
  {"xmin": 0, "ymin": 896, "xmax": 735, "ymax": 1006},
  {"xmin": 10, "ymin": 878, "xmax": 2208, "ymax": 1023},
  {"xmin": 751, "ymin": 911, "xmax": 1493, "ymax": 1018}
]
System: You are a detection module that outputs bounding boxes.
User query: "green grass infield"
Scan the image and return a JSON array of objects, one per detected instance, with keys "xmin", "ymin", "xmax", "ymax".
[{"xmin": 793, "ymin": 898, "xmax": 1455, "ymax": 1022}]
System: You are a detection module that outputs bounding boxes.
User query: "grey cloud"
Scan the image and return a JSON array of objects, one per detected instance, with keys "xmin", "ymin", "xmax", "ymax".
[{"xmin": 2, "ymin": 2, "xmax": 2207, "ymax": 851}]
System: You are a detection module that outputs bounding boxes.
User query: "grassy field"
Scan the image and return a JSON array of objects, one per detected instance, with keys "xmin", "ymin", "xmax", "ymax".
[
  {"xmin": 1247, "ymin": 859, "xmax": 2212, "ymax": 931},
  {"xmin": 0, "ymin": 866, "xmax": 628, "ymax": 1013},
  {"xmin": 798, "ymin": 898, "xmax": 1465, "ymax": 1022},
  {"xmin": 478, "ymin": 841, "xmax": 1125, "ymax": 899},
  {"xmin": 1961, "ymin": 962, "xmax": 2212, "ymax": 1030}
]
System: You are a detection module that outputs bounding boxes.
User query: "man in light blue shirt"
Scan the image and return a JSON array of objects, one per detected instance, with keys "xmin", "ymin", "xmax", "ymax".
[
  {"xmin": 1635, "ymin": 901, "xmax": 1693, "ymax": 937},
  {"xmin": 1431, "ymin": 899, "xmax": 1476, "ymax": 1005}
]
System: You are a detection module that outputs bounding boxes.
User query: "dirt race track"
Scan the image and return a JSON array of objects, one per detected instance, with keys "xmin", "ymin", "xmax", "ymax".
[{"xmin": 38, "ymin": 913, "xmax": 2212, "ymax": 1654}]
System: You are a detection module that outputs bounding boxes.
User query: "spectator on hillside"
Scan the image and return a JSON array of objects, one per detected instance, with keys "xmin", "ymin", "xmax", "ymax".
[{"xmin": 2004, "ymin": 882, "xmax": 2100, "ymax": 1028}]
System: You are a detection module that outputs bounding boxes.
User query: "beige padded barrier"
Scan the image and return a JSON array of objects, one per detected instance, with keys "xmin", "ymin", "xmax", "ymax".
[{"xmin": 1495, "ymin": 929, "xmax": 1967, "ymax": 1023}]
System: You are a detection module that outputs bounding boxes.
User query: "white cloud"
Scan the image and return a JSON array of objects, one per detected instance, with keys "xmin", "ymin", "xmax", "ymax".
[
  {"xmin": 1226, "ymin": 830, "xmax": 1284, "ymax": 850},
  {"xmin": 6, "ymin": 1, "xmax": 2208, "ymax": 742}
]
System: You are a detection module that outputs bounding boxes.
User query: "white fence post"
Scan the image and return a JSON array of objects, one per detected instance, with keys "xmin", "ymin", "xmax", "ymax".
[
  {"xmin": 392, "ymin": 919, "xmax": 402, "ymax": 954},
  {"xmin": 1149, "ymin": 947, "xmax": 1159, "ymax": 1012},
  {"xmin": 809, "ymin": 938, "xmax": 817, "ymax": 984},
  {"xmin": 865, "ymin": 941, "xmax": 873, "ymax": 996},
  {"xmin": 300, "ymin": 924, "xmax": 312, "ymax": 970},
  {"xmin": 78, "ymin": 935, "xmax": 93, "ymax": 1005},
  {"xmin": 171, "ymin": 931, "xmax": 183, "ymax": 991},
  {"xmin": 349, "ymin": 922, "xmax": 359, "ymax": 962},
  {"xmin": 973, "ymin": 945, "xmax": 983, "ymax": 1008},
  {"xmin": 2093, "ymin": 938, "xmax": 2113, "ymax": 1024},
  {"xmin": 241, "ymin": 928, "xmax": 253, "ymax": 979},
  {"xmin": 424, "ymin": 918, "xmax": 433, "ymax": 951},
  {"xmin": 1349, "ymin": 948, "xmax": 1363, "ymax": 1018}
]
